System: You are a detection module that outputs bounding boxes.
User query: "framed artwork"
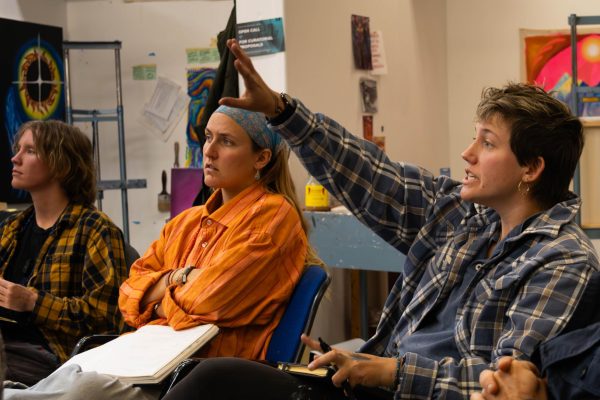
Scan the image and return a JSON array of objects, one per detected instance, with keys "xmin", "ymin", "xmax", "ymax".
[
  {"xmin": 0, "ymin": 18, "xmax": 64, "ymax": 203},
  {"xmin": 362, "ymin": 115, "xmax": 373, "ymax": 141},
  {"xmin": 351, "ymin": 15, "xmax": 372, "ymax": 70},
  {"xmin": 521, "ymin": 28, "xmax": 600, "ymax": 123},
  {"xmin": 360, "ymin": 78, "xmax": 378, "ymax": 114}
]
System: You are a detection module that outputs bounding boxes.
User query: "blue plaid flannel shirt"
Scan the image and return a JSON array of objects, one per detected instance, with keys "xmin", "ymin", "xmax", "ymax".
[{"xmin": 272, "ymin": 100, "xmax": 600, "ymax": 399}]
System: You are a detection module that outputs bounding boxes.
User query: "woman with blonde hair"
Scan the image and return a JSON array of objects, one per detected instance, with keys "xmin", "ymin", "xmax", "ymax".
[{"xmin": 119, "ymin": 104, "xmax": 318, "ymax": 360}]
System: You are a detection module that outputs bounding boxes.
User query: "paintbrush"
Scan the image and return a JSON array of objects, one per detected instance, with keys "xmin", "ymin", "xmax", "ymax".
[{"xmin": 158, "ymin": 170, "xmax": 170, "ymax": 212}]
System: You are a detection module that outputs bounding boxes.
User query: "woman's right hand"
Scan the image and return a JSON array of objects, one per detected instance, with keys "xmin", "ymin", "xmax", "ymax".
[
  {"xmin": 219, "ymin": 39, "xmax": 283, "ymax": 118},
  {"xmin": 471, "ymin": 357, "xmax": 547, "ymax": 400},
  {"xmin": 301, "ymin": 334, "xmax": 397, "ymax": 389}
]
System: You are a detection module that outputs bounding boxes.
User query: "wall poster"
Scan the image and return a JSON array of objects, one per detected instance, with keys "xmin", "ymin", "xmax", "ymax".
[
  {"xmin": 236, "ymin": 18, "xmax": 285, "ymax": 57},
  {"xmin": 351, "ymin": 15, "xmax": 372, "ymax": 70},
  {"xmin": 0, "ymin": 18, "xmax": 64, "ymax": 203},
  {"xmin": 521, "ymin": 28, "xmax": 600, "ymax": 120}
]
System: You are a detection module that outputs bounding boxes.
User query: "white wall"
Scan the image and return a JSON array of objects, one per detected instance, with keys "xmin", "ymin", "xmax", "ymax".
[
  {"xmin": 285, "ymin": 0, "xmax": 449, "ymax": 196},
  {"xmin": 1, "ymin": 0, "xmax": 67, "ymax": 28},
  {"xmin": 64, "ymin": 0, "xmax": 234, "ymax": 252}
]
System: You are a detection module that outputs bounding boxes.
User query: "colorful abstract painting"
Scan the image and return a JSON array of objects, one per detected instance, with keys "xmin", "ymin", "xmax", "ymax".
[
  {"xmin": 523, "ymin": 29, "xmax": 600, "ymax": 117},
  {"xmin": 185, "ymin": 68, "xmax": 215, "ymax": 168},
  {"xmin": 0, "ymin": 18, "xmax": 64, "ymax": 203}
]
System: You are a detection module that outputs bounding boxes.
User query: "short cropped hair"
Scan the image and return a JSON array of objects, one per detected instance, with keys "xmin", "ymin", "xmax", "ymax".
[
  {"xmin": 14, "ymin": 120, "xmax": 96, "ymax": 205},
  {"xmin": 476, "ymin": 83, "xmax": 583, "ymax": 208}
]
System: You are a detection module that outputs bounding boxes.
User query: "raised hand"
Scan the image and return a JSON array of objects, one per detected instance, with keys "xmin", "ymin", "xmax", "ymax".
[{"xmin": 219, "ymin": 39, "xmax": 283, "ymax": 118}]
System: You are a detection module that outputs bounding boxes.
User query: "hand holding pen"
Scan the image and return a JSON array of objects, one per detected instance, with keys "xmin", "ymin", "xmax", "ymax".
[
  {"xmin": 318, "ymin": 337, "xmax": 357, "ymax": 399},
  {"xmin": 301, "ymin": 334, "xmax": 398, "ymax": 395}
]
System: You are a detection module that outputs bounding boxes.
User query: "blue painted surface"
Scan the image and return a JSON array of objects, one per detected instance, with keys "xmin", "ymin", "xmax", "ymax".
[{"xmin": 304, "ymin": 211, "xmax": 406, "ymax": 273}]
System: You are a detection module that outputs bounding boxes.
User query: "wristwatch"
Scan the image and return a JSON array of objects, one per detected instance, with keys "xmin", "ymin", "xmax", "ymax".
[
  {"xmin": 274, "ymin": 92, "xmax": 294, "ymax": 117},
  {"xmin": 177, "ymin": 266, "xmax": 194, "ymax": 285}
]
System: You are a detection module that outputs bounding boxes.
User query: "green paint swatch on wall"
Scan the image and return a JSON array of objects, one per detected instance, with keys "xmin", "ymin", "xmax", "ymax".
[
  {"xmin": 133, "ymin": 64, "xmax": 157, "ymax": 80},
  {"xmin": 186, "ymin": 48, "xmax": 220, "ymax": 64}
]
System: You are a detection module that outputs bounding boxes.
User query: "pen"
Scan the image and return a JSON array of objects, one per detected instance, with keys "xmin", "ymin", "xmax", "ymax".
[{"xmin": 318, "ymin": 337, "xmax": 357, "ymax": 400}]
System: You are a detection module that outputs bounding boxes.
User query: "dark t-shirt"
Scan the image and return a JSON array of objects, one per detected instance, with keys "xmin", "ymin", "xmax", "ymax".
[
  {"xmin": 1, "ymin": 215, "xmax": 52, "ymax": 349},
  {"xmin": 397, "ymin": 234, "xmax": 497, "ymax": 361},
  {"xmin": 4, "ymin": 215, "xmax": 49, "ymax": 284}
]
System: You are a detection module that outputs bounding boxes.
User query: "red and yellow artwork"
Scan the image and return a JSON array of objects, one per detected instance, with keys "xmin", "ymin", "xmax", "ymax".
[{"xmin": 523, "ymin": 29, "xmax": 600, "ymax": 117}]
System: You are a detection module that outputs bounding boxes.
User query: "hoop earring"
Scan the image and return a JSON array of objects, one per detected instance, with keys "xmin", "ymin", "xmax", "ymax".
[{"xmin": 517, "ymin": 181, "xmax": 530, "ymax": 195}]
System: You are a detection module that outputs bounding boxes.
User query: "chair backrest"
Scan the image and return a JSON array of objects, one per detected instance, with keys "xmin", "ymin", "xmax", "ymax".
[
  {"xmin": 124, "ymin": 242, "xmax": 140, "ymax": 273},
  {"xmin": 265, "ymin": 265, "xmax": 331, "ymax": 364}
]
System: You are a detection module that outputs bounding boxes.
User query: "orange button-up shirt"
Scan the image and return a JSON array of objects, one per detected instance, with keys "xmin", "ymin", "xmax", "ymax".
[{"xmin": 119, "ymin": 183, "xmax": 307, "ymax": 359}]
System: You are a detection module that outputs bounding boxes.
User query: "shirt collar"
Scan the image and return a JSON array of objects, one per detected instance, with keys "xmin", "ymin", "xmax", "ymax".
[
  {"xmin": 202, "ymin": 182, "xmax": 268, "ymax": 227},
  {"xmin": 467, "ymin": 192, "xmax": 581, "ymax": 241},
  {"xmin": 15, "ymin": 203, "xmax": 86, "ymax": 233}
]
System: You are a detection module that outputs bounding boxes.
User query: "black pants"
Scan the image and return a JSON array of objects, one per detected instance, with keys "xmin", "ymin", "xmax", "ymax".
[
  {"xmin": 4, "ymin": 340, "xmax": 60, "ymax": 386},
  {"xmin": 162, "ymin": 358, "xmax": 392, "ymax": 400}
]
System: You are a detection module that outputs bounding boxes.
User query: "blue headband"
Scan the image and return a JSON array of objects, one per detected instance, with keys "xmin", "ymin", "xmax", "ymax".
[{"xmin": 214, "ymin": 105, "xmax": 283, "ymax": 154}]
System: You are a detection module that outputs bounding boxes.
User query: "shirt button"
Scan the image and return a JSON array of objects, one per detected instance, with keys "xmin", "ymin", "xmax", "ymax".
[
  {"xmin": 201, "ymin": 242, "xmax": 208, "ymax": 248},
  {"xmin": 206, "ymin": 219, "xmax": 212, "ymax": 226}
]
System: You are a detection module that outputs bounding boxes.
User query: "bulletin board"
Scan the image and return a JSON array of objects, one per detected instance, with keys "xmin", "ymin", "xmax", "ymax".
[{"xmin": 0, "ymin": 18, "xmax": 64, "ymax": 203}]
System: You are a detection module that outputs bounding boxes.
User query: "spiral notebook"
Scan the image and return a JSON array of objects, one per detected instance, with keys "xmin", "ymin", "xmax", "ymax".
[{"xmin": 62, "ymin": 324, "xmax": 219, "ymax": 384}]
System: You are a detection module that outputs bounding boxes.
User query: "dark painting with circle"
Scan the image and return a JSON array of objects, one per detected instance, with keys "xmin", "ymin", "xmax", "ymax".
[{"xmin": 0, "ymin": 18, "xmax": 64, "ymax": 203}]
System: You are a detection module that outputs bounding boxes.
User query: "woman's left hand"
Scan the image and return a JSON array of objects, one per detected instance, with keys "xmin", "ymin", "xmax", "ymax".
[{"xmin": 301, "ymin": 334, "xmax": 397, "ymax": 389}]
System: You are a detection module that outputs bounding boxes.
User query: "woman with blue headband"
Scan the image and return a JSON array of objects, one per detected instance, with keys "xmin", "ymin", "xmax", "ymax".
[{"xmin": 119, "ymin": 104, "xmax": 318, "ymax": 360}]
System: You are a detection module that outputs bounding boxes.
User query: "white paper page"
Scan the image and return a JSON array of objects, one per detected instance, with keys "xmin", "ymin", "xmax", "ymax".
[
  {"xmin": 370, "ymin": 30, "xmax": 388, "ymax": 76},
  {"xmin": 62, "ymin": 324, "xmax": 216, "ymax": 378},
  {"xmin": 144, "ymin": 77, "xmax": 181, "ymax": 120}
]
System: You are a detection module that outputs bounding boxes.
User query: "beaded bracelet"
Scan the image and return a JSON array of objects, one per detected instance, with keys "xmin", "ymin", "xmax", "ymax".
[{"xmin": 164, "ymin": 270, "xmax": 174, "ymax": 287}]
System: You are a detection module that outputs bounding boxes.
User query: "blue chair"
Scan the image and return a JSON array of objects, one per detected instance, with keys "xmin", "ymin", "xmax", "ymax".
[
  {"xmin": 266, "ymin": 264, "xmax": 331, "ymax": 363},
  {"xmin": 160, "ymin": 265, "xmax": 331, "ymax": 396}
]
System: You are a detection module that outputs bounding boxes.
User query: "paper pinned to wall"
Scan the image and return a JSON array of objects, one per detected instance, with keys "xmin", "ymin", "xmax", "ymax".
[
  {"xmin": 370, "ymin": 30, "xmax": 388, "ymax": 75},
  {"xmin": 186, "ymin": 48, "xmax": 220, "ymax": 65},
  {"xmin": 133, "ymin": 64, "xmax": 157, "ymax": 80},
  {"xmin": 139, "ymin": 76, "xmax": 187, "ymax": 141}
]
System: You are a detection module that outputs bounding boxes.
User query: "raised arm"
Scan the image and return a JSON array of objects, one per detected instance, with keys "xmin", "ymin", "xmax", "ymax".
[{"xmin": 221, "ymin": 39, "xmax": 460, "ymax": 253}]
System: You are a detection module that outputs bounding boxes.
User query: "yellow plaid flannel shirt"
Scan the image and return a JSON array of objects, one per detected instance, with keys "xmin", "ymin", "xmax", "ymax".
[{"xmin": 0, "ymin": 204, "xmax": 127, "ymax": 362}]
